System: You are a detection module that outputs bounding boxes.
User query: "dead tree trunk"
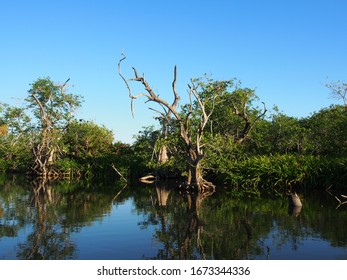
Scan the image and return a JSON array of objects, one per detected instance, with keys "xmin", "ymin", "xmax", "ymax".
[
  {"xmin": 157, "ymin": 144, "xmax": 169, "ymax": 164},
  {"xmin": 185, "ymin": 148, "xmax": 203, "ymax": 186}
]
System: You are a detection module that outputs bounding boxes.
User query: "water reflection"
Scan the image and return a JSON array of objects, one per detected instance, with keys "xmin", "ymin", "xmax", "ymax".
[
  {"xmin": 16, "ymin": 178, "xmax": 75, "ymax": 259},
  {"xmin": 0, "ymin": 174, "xmax": 347, "ymax": 260},
  {"xmin": 179, "ymin": 191, "xmax": 211, "ymax": 260}
]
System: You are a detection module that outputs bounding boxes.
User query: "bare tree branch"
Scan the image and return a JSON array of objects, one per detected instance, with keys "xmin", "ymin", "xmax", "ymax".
[
  {"xmin": 118, "ymin": 54, "xmax": 151, "ymax": 117},
  {"xmin": 31, "ymin": 93, "xmax": 50, "ymax": 128}
]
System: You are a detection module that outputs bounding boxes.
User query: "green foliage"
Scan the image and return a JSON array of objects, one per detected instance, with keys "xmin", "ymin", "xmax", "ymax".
[
  {"xmin": 63, "ymin": 120, "xmax": 114, "ymax": 159},
  {"xmin": 304, "ymin": 105, "xmax": 347, "ymax": 155},
  {"xmin": 0, "ymin": 136, "xmax": 32, "ymax": 172},
  {"xmin": 0, "ymin": 104, "xmax": 31, "ymax": 135},
  {"xmin": 110, "ymin": 141, "xmax": 135, "ymax": 178},
  {"xmin": 132, "ymin": 126, "xmax": 159, "ymax": 164},
  {"xmin": 59, "ymin": 120, "xmax": 131, "ymax": 178},
  {"xmin": 54, "ymin": 158, "xmax": 80, "ymax": 175},
  {"xmin": 218, "ymin": 154, "xmax": 347, "ymax": 194},
  {"xmin": 26, "ymin": 77, "xmax": 83, "ymax": 127},
  {"xmin": 0, "ymin": 103, "xmax": 33, "ymax": 172},
  {"xmin": 251, "ymin": 110, "xmax": 307, "ymax": 154},
  {"xmin": 206, "ymin": 82, "xmax": 265, "ymax": 141}
]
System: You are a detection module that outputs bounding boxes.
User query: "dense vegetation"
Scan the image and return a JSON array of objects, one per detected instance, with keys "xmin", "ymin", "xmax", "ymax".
[{"xmin": 1, "ymin": 77, "xmax": 346, "ymax": 194}]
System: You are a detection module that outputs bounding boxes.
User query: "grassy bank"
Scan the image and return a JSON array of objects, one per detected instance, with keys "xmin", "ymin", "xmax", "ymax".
[{"xmin": 215, "ymin": 154, "xmax": 347, "ymax": 194}]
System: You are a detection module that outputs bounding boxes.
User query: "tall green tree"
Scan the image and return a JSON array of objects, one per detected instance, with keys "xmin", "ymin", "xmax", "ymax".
[
  {"xmin": 201, "ymin": 81, "xmax": 267, "ymax": 145},
  {"xmin": 25, "ymin": 77, "xmax": 82, "ymax": 178}
]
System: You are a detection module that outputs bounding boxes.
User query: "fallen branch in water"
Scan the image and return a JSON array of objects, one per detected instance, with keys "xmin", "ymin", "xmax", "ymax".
[
  {"xmin": 139, "ymin": 174, "xmax": 156, "ymax": 184},
  {"xmin": 335, "ymin": 194, "xmax": 347, "ymax": 209},
  {"xmin": 111, "ymin": 164, "xmax": 127, "ymax": 182}
]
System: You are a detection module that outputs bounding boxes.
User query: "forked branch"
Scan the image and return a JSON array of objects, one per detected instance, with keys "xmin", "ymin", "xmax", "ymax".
[{"xmin": 335, "ymin": 194, "xmax": 347, "ymax": 209}]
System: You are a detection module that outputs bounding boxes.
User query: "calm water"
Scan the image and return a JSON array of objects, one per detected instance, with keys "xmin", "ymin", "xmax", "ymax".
[{"xmin": 1, "ymin": 174, "xmax": 347, "ymax": 260}]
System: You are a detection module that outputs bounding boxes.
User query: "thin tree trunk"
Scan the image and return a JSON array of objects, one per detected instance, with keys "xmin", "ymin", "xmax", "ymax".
[{"xmin": 187, "ymin": 160, "xmax": 203, "ymax": 186}]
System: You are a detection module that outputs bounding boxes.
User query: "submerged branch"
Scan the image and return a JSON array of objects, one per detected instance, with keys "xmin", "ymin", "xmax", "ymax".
[
  {"xmin": 112, "ymin": 184, "xmax": 128, "ymax": 202},
  {"xmin": 335, "ymin": 194, "xmax": 347, "ymax": 209}
]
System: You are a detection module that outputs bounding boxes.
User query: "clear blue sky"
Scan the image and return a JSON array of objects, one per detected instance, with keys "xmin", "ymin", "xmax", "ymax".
[{"xmin": 1, "ymin": 0, "xmax": 346, "ymax": 143}]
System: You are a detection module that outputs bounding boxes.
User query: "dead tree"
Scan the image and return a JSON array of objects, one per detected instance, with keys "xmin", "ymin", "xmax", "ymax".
[{"xmin": 118, "ymin": 55, "xmax": 218, "ymax": 191}]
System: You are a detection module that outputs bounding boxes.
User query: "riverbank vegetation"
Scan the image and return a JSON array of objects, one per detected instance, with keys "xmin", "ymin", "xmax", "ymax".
[{"xmin": 1, "ymin": 74, "xmax": 346, "ymax": 194}]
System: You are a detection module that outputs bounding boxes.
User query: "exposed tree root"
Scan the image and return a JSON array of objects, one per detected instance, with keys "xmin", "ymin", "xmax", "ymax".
[{"xmin": 178, "ymin": 179, "xmax": 216, "ymax": 195}]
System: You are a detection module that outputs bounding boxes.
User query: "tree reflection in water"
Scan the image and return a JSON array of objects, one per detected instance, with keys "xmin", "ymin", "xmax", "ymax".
[
  {"xmin": 0, "ymin": 175, "xmax": 118, "ymax": 259},
  {"xmin": 1, "ymin": 175, "xmax": 347, "ymax": 260},
  {"xmin": 17, "ymin": 178, "xmax": 75, "ymax": 259},
  {"xmin": 142, "ymin": 182, "xmax": 347, "ymax": 260},
  {"xmin": 154, "ymin": 182, "xmax": 212, "ymax": 259},
  {"xmin": 179, "ymin": 190, "xmax": 213, "ymax": 260},
  {"xmin": 148, "ymin": 182, "xmax": 263, "ymax": 260}
]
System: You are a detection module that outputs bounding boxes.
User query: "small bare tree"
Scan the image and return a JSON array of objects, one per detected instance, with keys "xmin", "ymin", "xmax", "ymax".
[
  {"xmin": 326, "ymin": 80, "xmax": 347, "ymax": 107},
  {"xmin": 118, "ymin": 55, "xmax": 219, "ymax": 191}
]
